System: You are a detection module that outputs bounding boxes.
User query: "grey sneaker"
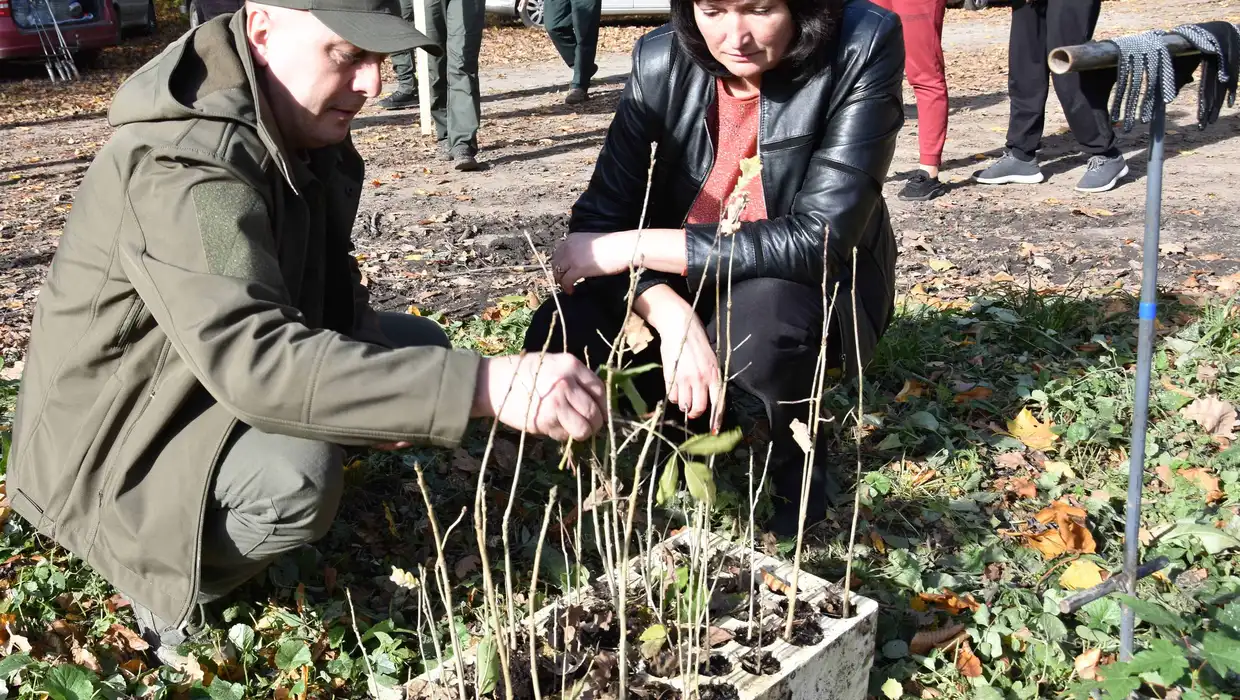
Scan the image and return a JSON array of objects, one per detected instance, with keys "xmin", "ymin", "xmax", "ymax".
[
  {"xmin": 1075, "ymin": 154, "xmax": 1129, "ymax": 193},
  {"xmin": 975, "ymin": 151, "xmax": 1045, "ymax": 185},
  {"xmin": 436, "ymin": 140, "xmax": 452, "ymax": 161},
  {"xmin": 450, "ymin": 145, "xmax": 481, "ymax": 171}
]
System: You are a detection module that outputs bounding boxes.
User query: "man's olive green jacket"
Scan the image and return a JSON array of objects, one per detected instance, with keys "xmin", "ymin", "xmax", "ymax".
[{"xmin": 8, "ymin": 11, "xmax": 479, "ymax": 626}]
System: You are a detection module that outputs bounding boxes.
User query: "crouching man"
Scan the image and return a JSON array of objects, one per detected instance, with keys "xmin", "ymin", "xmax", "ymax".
[{"xmin": 6, "ymin": 0, "xmax": 604, "ymax": 662}]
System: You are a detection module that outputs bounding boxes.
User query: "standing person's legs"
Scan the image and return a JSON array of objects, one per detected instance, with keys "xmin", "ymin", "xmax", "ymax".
[
  {"xmin": 381, "ymin": 0, "xmax": 418, "ymax": 108},
  {"xmin": 1004, "ymin": 0, "xmax": 1050, "ymax": 162},
  {"xmin": 1046, "ymin": 0, "xmax": 1116, "ymax": 158},
  {"xmin": 425, "ymin": 0, "xmax": 450, "ymax": 148},
  {"xmin": 542, "ymin": 0, "xmax": 578, "ymax": 75},
  {"xmin": 444, "ymin": 0, "xmax": 484, "ymax": 165},
  {"xmin": 569, "ymin": 0, "xmax": 601, "ymax": 91},
  {"xmin": 896, "ymin": 0, "xmax": 947, "ymax": 174}
]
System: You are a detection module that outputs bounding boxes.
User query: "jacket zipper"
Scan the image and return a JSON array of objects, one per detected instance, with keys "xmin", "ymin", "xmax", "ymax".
[
  {"xmin": 112, "ymin": 298, "xmax": 143, "ymax": 349},
  {"xmin": 751, "ymin": 95, "xmax": 767, "ymax": 275},
  {"xmin": 680, "ymin": 83, "xmax": 717, "ymax": 229}
]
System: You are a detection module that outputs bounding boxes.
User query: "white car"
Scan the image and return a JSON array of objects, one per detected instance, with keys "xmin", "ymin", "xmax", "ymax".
[{"xmin": 485, "ymin": 0, "xmax": 668, "ymax": 29}]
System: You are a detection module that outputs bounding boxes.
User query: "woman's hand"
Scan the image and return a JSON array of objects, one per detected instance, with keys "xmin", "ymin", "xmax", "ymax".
[
  {"xmin": 637, "ymin": 288, "xmax": 723, "ymax": 431},
  {"xmin": 551, "ymin": 232, "xmax": 635, "ymax": 292},
  {"xmin": 551, "ymin": 229, "xmax": 689, "ymax": 292}
]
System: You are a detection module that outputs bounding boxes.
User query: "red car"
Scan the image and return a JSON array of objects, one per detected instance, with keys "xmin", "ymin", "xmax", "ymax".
[{"xmin": 0, "ymin": 0, "xmax": 120, "ymax": 62}]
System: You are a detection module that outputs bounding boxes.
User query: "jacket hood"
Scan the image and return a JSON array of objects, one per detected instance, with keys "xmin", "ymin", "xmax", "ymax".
[{"xmin": 108, "ymin": 10, "xmax": 299, "ymax": 188}]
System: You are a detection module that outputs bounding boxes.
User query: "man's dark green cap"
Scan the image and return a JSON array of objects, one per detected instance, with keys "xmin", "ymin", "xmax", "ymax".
[{"xmin": 262, "ymin": 0, "xmax": 442, "ymax": 55}]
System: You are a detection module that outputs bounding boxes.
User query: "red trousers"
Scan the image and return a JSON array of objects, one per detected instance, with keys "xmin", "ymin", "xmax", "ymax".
[{"xmin": 872, "ymin": 0, "xmax": 948, "ymax": 167}]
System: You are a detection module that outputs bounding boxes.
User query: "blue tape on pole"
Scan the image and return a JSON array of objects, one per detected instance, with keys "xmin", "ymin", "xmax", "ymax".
[{"xmin": 1139, "ymin": 302, "xmax": 1157, "ymax": 320}]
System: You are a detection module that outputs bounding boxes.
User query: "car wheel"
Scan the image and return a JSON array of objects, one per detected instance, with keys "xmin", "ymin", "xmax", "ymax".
[
  {"xmin": 142, "ymin": 0, "xmax": 157, "ymax": 34},
  {"xmin": 518, "ymin": 0, "xmax": 543, "ymax": 28},
  {"xmin": 188, "ymin": 0, "xmax": 204, "ymax": 27}
]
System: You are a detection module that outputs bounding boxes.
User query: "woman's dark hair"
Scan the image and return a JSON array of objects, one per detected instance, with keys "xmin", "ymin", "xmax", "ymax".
[{"xmin": 669, "ymin": 0, "xmax": 844, "ymax": 83}]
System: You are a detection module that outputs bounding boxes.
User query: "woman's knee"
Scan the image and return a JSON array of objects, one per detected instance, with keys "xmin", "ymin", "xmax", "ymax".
[
  {"xmin": 377, "ymin": 312, "xmax": 452, "ymax": 350},
  {"xmin": 719, "ymin": 279, "xmax": 822, "ymax": 391}
]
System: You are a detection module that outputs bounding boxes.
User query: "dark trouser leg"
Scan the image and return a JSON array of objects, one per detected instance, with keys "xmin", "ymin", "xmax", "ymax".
[
  {"xmin": 542, "ymin": 0, "xmax": 578, "ymax": 74},
  {"xmin": 1046, "ymin": 0, "xmax": 1118, "ymax": 157},
  {"xmin": 389, "ymin": 0, "xmax": 417, "ymax": 90},
  {"xmin": 425, "ymin": 0, "xmax": 450, "ymax": 143},
  {"xmin": 442, "ymin": 0, "xmax": 484, "ymax": 151},
  {"xmin": 1005, "ymin": 0, "xmax": 1050, "ymax": 161},
  {"xmin": 708, "ymin": 279, "xmax": 839, "ymax": 533},
  {"xmin": 198, "ymin": 313, "xmax": 451, "ymax": 601},
  {"xmin": 569, "ymin": 0, "xmax": 601, "ymax": 89}
]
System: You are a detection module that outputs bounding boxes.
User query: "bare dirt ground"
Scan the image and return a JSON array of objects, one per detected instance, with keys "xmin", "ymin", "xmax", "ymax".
[{"xmin": 4, "ymin": 0, "xmax": 1240, "ymax": 369}]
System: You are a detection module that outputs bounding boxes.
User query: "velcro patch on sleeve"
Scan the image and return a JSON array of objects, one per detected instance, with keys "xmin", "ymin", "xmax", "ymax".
[{"xmin": 191, "ymin": 181, "xmax": 280, "ymax": 282}]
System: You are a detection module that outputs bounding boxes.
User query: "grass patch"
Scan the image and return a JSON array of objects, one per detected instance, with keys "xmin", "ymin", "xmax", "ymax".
[{"xmin": 0, "ymin": 286, "xmax": 1238, "ymax": 699}]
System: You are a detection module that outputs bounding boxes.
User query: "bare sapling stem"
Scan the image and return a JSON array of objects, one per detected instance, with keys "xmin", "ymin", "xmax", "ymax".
[
  {"xmin": 528, "ymin": 486, "xmax": 559, "ymax": 700},
  {"xmin": 842, "ymin": 248, "xmax": 864, "ymax": 618},
  {"xmin": 784, "ymin": 227, "xmax": 838, "ymax": 640},
  {"xmin": 616, "ymin": 406, "xmax": 664, "ymax": 700},
  {"xmin": 414, "ymin": 465, "xmax": 470, "ymax": 700},
  {"xmin": 346, "ymin": 588, "xmax": 381, "ymax": 698},
  {"xmin": 747, "ymin": 442, "xmax": 773, "ymax": 638},
  {"xmin": 416, "ymin": 565, "xmax": 449, "ymax": 689}
]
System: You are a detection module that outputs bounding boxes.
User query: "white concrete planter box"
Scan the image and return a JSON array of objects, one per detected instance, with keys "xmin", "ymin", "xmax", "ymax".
[{"xmin": 407, "ymin": 528, "xmax": 878, "ymax": 700}]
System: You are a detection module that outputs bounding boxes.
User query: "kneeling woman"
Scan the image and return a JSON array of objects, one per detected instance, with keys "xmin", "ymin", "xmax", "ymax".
[{"xmin": 524, "ymin": 0, "xmax": 904, "ymax": 532}]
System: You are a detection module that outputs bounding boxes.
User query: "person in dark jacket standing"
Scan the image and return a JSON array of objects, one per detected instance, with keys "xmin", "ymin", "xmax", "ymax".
[
  {"xmin": 975, "ymin": 0, "xmax": 1127, "ymax": 192},
  {"xmin": 543, "ymin": 0, "xmax": 601, "ymax": 104},
  {"xmin": 8, "ymin": 0, "xmax": 604, "ymax": 665},
  {"xmin": 522, "ymin": 0, "xmax": 904, "ymax": 534}
]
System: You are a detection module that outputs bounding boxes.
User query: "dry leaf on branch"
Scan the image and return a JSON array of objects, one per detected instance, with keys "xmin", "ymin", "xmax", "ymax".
[
  {"xmin": 789, "ymin": 418, "xmax": 813, "ymax": 456},
  {"xmin": 1006, "ymin": 408, "xmax": 1059, "ymax": 451},
  {"xmin": 909, "ymin": 624, "xmax": 965, "ymax": 655},
  {"xmin": 454, "ymin": 555, "xmax": 481, "ymax": 580},
  {"xmin": 1060, "ymin": 560, "xmax": 1106, "ymax": 590},
  {"xmin": 622, "ymin": 312, "xmax": 654, "ymax": 353},
  {"xmin": 1179, "ymin": 395, "xmax": 1237, "ymax": 440},
  {"xmin": 761, "ymin": 569, "xmax": 794, "ymax": 595}
]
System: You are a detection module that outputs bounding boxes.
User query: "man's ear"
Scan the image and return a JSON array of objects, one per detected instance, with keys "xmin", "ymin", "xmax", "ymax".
[{"xmin": 246, "ymin": 5, "xmax": 272, "ymax": 66}]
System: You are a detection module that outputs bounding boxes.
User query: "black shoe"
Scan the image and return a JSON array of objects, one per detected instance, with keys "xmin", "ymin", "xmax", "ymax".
[
  {"xmin": 763, "ymin": 448, "xmax": 844, "ymax": 538},
  {"xmin": 377, "ymin": 88, "xmax": 417, "ymax": 111},
  {"xmin": 565, "ymin": 87, "xmax": 588, "ymax": 105},
  {"xmin": 451, "ymin": 145, "xmax": 481, "ymax": 171},
  {"xmin": 898, "ymin": 171, "xmax": 946, "ymax": 201}
]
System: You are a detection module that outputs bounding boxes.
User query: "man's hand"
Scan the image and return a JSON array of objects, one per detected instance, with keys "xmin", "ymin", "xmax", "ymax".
[{"xmin": 472, "ymin": 353, "xmax": 607, "ymax": 441}]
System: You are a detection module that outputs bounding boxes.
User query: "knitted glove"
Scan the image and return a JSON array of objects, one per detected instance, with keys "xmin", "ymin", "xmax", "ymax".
[
  {"xmin": 962, "ymin": 0, "xmax": 988, "ymax": 9},
  {"xmin": 1107, "ymin": 30, "xmax": 1176, "ymax": 132}
]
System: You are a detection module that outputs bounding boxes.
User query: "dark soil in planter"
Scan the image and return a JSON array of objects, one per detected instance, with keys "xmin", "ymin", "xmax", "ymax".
[
  {"xmin": 786, "ymin": 618, "xmax": 824, "ymax": 647},
  {"xmin": 731, "ymin": 621, "xmax": 783, "ymax": 648},
  {"xmin": 697, "ymin": 682, "xmax": 741, "ymax": 700},
  {"xmin": 699, "ymin": 654, "xmax": 733, "ymax": 677},
  {"xmin": 631, "ymin": 680, "xmax": 683, "ymax": 700},
  {"xmin": 739, "ymin": 649, "xmax": 781, "ymax": 676}
]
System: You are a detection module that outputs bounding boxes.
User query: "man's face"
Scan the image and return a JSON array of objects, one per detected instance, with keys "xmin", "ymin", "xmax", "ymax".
[{"xmin": 246, "ymin": 4, "xmax": 385, "ymax": 150}]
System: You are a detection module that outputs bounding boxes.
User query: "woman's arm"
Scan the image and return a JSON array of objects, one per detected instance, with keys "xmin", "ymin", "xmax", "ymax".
[
  {"xmin": 684, "ymin": 11, "xmax": 905, "ymax": 290},
  {"xmin": 551, "ymin": 228, "xmax": 687, "ymax": 291}
]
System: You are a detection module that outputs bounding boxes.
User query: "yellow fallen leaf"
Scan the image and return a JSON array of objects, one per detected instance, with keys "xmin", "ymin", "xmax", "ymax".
[
  {"xmin": 895, "ymin": 379, "xmax": 927, "ymax": 403},
  {"xmin": 1044, "ymin": 460, "xmax": 1077, "ymax": 479},
  {"xmin": 1006, "ymin": 408, "xmax": 1059, "ymax": 451},
  {"xmin": 870, "ymin": 531, "xmax": 887, "ymax": 554},
  {"xmin": 1060, "ymin": 560, "xmax": 1105, "ymax": 590}
]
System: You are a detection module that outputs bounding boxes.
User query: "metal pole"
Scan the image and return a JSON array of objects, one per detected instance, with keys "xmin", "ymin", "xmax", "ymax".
[
  {"xmin": 1048, "ymin": 34, "xmax": 1197, "ymax": 74},
  {"xmin": 1119, "ymin": 95, "xmax": 1165, "ymax": 661}
]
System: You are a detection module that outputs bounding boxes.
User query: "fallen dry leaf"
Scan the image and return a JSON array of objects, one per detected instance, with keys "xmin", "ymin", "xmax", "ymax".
[
  {"xmin": 993, "ymin": 452, "xmax": 1029, "ymax": 471},
  {"xmin": 1006, "ymin": 408, "xmax": 1059, "ymax": 451},
  {"xmin": 870, "ymin": 530, "xmax": 888, "ymax": 554},
  {"xmin": 1075, "ymin": 648, "xmax": 1102, "ymax": 680},
  {"xmin": 1072, "ymin": 207, "xmax": 1115, "ymax": 219},
  {"xmin": 1060, "ymin": 560, "xmax": 1106, "ymax": 590},
  {"xmin": 912, "ymin": 589, "xmax": 981, "ymax": 615},
  {"xmin": 953, "ymin": 386, "xmax": 993, "ymax": 404},
  {"xmin": 909, "ymin": 624, "xmax": 966, "ymax": 655},
  {"xmin": 1180, "ymin": 395, "xmax": 1237, "ymax": 439},
  {"xmin": 761, "ymin": 569, "xmax": 794, "ymax": 595},
  {"xmin": 105, "ymin": 623, "xmax": 149, "ymax": 652},
  {"xmin": 908, "ymin": 468, "xmax": 938, "ymax": 488},
  {"xmin": 452, "ymin": 448, "xmax": 481, "ymax": 473},
  {"xmin": 707, "ymin": 626, "xmax": 734, "ymax": 647},
  {"xmin": 1005, "ymin": 500, "xmax": 1096, "ymax": 559},
  {"xmin": 1000, "ymin": 477, "xmax": 1038, "ymax": 500},
  {"xmin": 895, "ymin": 379, "xmax": 927, "ymax": 402},
  {"xmin": 955, "ymin": 640, "xmax": 983, "ymax": 678},
  {"xmin": 1178, "ymin": 467, "xmax": 1225, "ymax": 503},
  {"xmin": 454, "ymin": 555, "xmax": 481, "ymax": 580}
]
